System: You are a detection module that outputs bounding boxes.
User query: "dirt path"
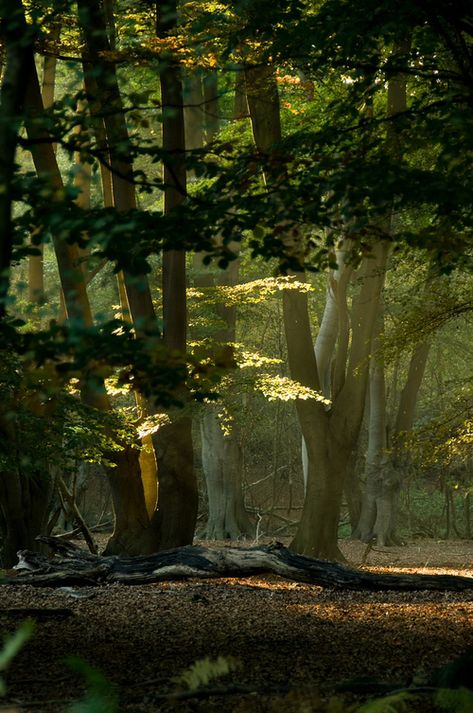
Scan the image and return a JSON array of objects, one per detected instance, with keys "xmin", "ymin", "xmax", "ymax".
[{"xmin": 1, "ymin": 539, "xmax": 473, "ymax": 712}]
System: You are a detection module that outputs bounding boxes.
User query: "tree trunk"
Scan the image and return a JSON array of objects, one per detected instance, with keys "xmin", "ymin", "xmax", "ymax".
[
  {"xmin": 0, "ymin": 0, "xmax": 32, "ymax": 313},
  {"xmin": 302, "ymin": 243, "xmax": 353, "ymax": 490},
  {"xmin": 23, "ymin": 42, "xmax": 150, "ymax": 556},
  {"xmin": 244, "ymin": 64, "xmax": 389, "ymax": 560},
  {"xmin": 116, "ymin": 272, "xmax": 158, "ymax": 520},
  {"xmin": 356, "ymin": 352, "xmax": 401, "ymax": 546},
  {"xmin": 183, "ymin": 71, "xmax": 205, "ymax": 152},
  {"xmin": 28, "ymin": 30, "xmax": 59, "ymax": 304},
  {"xmin": 147, "ymin": 0, "xmax": 198, "ymax": 548},
  {"xmin": 78, "ymin": 0, "xmax": 157, "ymax": 332},
  {"xmin": 203, "ymin": 71, "xmax": 220, "ymax": 141},
  {"xmin": 79, "ymin": 0, "xmax": 198, "ymax": 553},
  {"xmin": 234, "ymin": 70, "xmax": 248, "ymax": 119},
  {"xmin": 193, "ymin": 251, "xmax": 253, "ymax": 540},
  {"xmin": 15, "ymin": 538, "xmax": 473, "ymax": 592},
  {"xmin": 394, "ymin": 340, "xmax": 431, "ymax": 436},
  {"xmin": 200, "ymin": 410, "xmax": 252, "ymax": 539},
  {"xmin": 0, "ymin": 466, "xmax": 53, "ymax": 568},
  {"xmin": 353, "ymin": 41, "xmax": 411, "ymax": 546},
  {"xmin": 0, "ymin": 3, "xmax": 52, "ymax": 565}
]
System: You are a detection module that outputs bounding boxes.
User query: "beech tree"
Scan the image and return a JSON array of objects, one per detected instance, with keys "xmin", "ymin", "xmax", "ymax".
[{"xmin": 1, "ymin": 0, "xmax": 473, "ymax": 567}]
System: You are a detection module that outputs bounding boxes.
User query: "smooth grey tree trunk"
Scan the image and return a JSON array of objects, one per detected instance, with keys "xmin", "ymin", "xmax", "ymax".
[
  {"xmin": 201, "ymin": 407, "xmax": 252, "ymax": 539},
  {"xmin": 29, "ymin": 37, "xmax": 59, "ymax": 304},
  {"xmin": 245, "ymin": 63, "xmax": 389, "ymax": 560},
  {"xmin": 193, "ymin": 251, "xmax": 253, "ymax": 539},
  {"xmin": 354, "ymin": 39, "xmax": 418, "ymax": 546}
]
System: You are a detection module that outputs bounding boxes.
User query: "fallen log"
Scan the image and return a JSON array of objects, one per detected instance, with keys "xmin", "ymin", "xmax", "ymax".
[{"xmin": 1, "ymin": 538, "xmax": 473, "ymax": 591}]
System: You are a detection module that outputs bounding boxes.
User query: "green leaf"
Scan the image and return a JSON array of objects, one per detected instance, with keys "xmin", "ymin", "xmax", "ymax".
[
  {"xmin": 174, "ymin": 656, "xmax": 240, "ymax": 692},
  {"xmin": 66, "ymin": 657, "xmax": 118, "ymax": 713},
  {"xmin": 356, "ymin": 691, "xmax": 415, "ymax": 713},
  {"xmin": 435, "ymin": 687, "xmax": 473, "ymax": 713},
  {"xmin": 0, "ymin": 620, "xmax": 35, "ymax": 672},
  {"xmin": 0, "ymin": 620, "xmax": 35, "ymax": 697}
]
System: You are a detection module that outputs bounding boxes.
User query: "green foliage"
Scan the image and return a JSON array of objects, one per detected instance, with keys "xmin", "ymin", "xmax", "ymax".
[
  {"xmin": 435, "ymin": 688, "xmax": 473, "ymax": 713},
  {"xmin": 174, "ymin": 655, "xmax": 240, "ymax": 691},
  {"xmin": 0, "ymin": 350, "xmax": 132, "ymax": 475},
  {"xmin": 356, "ymin": 692, "xmax": 415, "ymax": 713},
  {"xmin": 428, "ymin": 649, "xmax": 473, "ymax": 690},
  {"xmin": 254, "ymin": 373, "xmax": 330, "ymax": 404},
  {"xmin": 66, "ymin": 657, "xmax": 118, "ymax": 713},
  {"xmin": 2, "ymin": 0, "xmax": 473, "ymax": 555},
  {"xmin": 0, "ymin": 620, "xmax": 35, "ymax": 696},
  {"xmin": 351, "ymin": 687, "xmax": 473, "ymax": 713}
]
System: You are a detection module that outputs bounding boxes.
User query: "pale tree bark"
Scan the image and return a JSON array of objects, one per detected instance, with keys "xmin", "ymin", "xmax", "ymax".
[
  {"xmin": 200, "ymin": 404, "xmax": 252, "ymax": 539},
  {"xmin": 234, "ymin": 70, "xmax": 248, "ymax": 120},
  {"xmin": 186, "ymin": 65, "xmax": 249, "ymax": 538},
  {"xmin": 184, "ymin": 70, "xmax": 220, "ymax": 149},
  {"xmin": 356, "ymin": 323, "xmax": 431, "ymax": 545},
  {"xmin": 354, "ymin": 305, "xmax": 395, "ymax": 544},
  {"xmin": 183, "ymin": 71, "xmax": 205, "ymax": 152},
  {"xmin": 245, "ymin": 64, "xmax": 389, "ymax": 560},
  {"xmin": 203, "ymin": 71, "xmax": 220, "ymax": 141},
  {"xmin": 194, "ymin": 253, "xmax": 253, "ymax": 539},
  {"xmin": 353, "ymin": 40, "xmax": 416, "ymax": 546},
  {"xmin": 394, "ymin": 340, "xmax": 431, "ymax": 437},
  {"xmin": 28, "ymin": 29, "xmax": 59, "ymax": 304},
  {"xmin": 300, "ymin": 245, "xmax": 389, "ymax": 559},
  {"xmin": 302, "ymin": 243, "xmax": 353, "ymax": 491}
]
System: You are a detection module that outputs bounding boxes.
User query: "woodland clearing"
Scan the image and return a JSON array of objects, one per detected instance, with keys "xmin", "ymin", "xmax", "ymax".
[{"xmin": 0, "ymin": 539, "xmax": 473, "ymax": 712}]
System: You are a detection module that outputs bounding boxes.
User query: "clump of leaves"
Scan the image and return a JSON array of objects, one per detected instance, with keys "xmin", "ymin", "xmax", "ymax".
[
  {"xmin": 174, "ymin": 656, "xmax": 240, "ymax": 692},
  {"xmin": 0, "ymin": 620, "xmax": 35, "ymax": 696},
  {"xmin": 435, "ymin": 688, "xmax": 473, "ymax": 713},
  {"xmin": 356, "ymin": 691, "xmax": 416, "ymax": 712},
  {"xmin": 67, "ymin": 656, "xmax": 118, "ymax": 713}
]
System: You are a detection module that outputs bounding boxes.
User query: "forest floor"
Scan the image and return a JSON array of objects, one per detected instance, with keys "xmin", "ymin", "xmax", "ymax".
[{"xmin": 1, "ymin": 538, "xmax": 473, "ymax": 713}]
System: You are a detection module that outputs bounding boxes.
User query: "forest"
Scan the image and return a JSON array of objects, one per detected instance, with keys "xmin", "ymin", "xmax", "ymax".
[{"xmin": 1, "ymin": 0, "xmax": 473, "ymax": 711}]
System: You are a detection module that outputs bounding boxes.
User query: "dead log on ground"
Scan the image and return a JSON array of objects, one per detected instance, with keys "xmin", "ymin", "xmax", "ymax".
[{"xmin": 2, "ymin": 538, "xmax": 473, "ymax": 591}]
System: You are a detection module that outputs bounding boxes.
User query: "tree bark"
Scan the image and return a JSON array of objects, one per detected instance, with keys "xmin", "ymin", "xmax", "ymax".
[
  {"xmin": 355, "ymin": 305, "xmax": 400, "ymax": 545},
  {"xmin": 354, "ymin": 39, "xmax": 415, "ymax": 546},
  {"xmin": 244, "ymin": 63, "xmax": 389, "ymax": 560},
  {"xmin": 22, "ymin": 40, "xmax": 150, "ymax": 557},
  {"xmin": 183, "ymin": 71, "xmax": 205, "ymax": 152},
  {"xmin": 78, "ymin": 3, "xmax": 156, "ymax": 333},
  {"xmin": 0, "ymin": 0, "xmax": 33, "ymax": 313},
  {"xmin": 80, "ymin": 0, "xmax": 198, "ymax": 554},
  {"xmin": 148, "ymin": 0, "xmax": 198, "ymax": 549},
  {"xmin": 193, "ymin": 252, "xmax": 253, "ymax": 539},
  {"xmin": 203, "ymin": 71, "xmax": 220, "ymax": 141},
  {"xmin": 28, "ymin": 40, "xmax": 59, "ymax": 304},
  {"xmin": 0, "ymin": 3, "xmax": 53, "ymax": 565},
  {"xmin": 10, "ymin": 538, "xmax": 473, "ymax": 592}
]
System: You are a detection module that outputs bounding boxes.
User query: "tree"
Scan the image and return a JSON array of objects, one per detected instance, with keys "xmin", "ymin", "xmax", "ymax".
[
  {"xmin": 245, "ymin": 63, "xmax": 389, "ymax": 559},
  {"xmin": 2, "ymin": 0, "xmax": 473, "ymax": 566}
]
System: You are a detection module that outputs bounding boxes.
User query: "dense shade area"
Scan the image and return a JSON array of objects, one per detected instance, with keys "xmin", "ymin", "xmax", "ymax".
[{"xmin": 1, "ymin": 539, "xmax": 473, "ymax": 712}]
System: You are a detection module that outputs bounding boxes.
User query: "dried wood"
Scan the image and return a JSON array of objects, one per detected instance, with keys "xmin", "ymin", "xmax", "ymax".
[{"xmin": 2, "ymin": 538, "xmax": 473, "ymax": 591}]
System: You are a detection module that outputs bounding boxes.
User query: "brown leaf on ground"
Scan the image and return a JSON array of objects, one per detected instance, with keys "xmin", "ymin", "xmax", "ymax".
[{"xmin": 0, "ymin": 538, "xmax": 472, "ymax": 712}]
